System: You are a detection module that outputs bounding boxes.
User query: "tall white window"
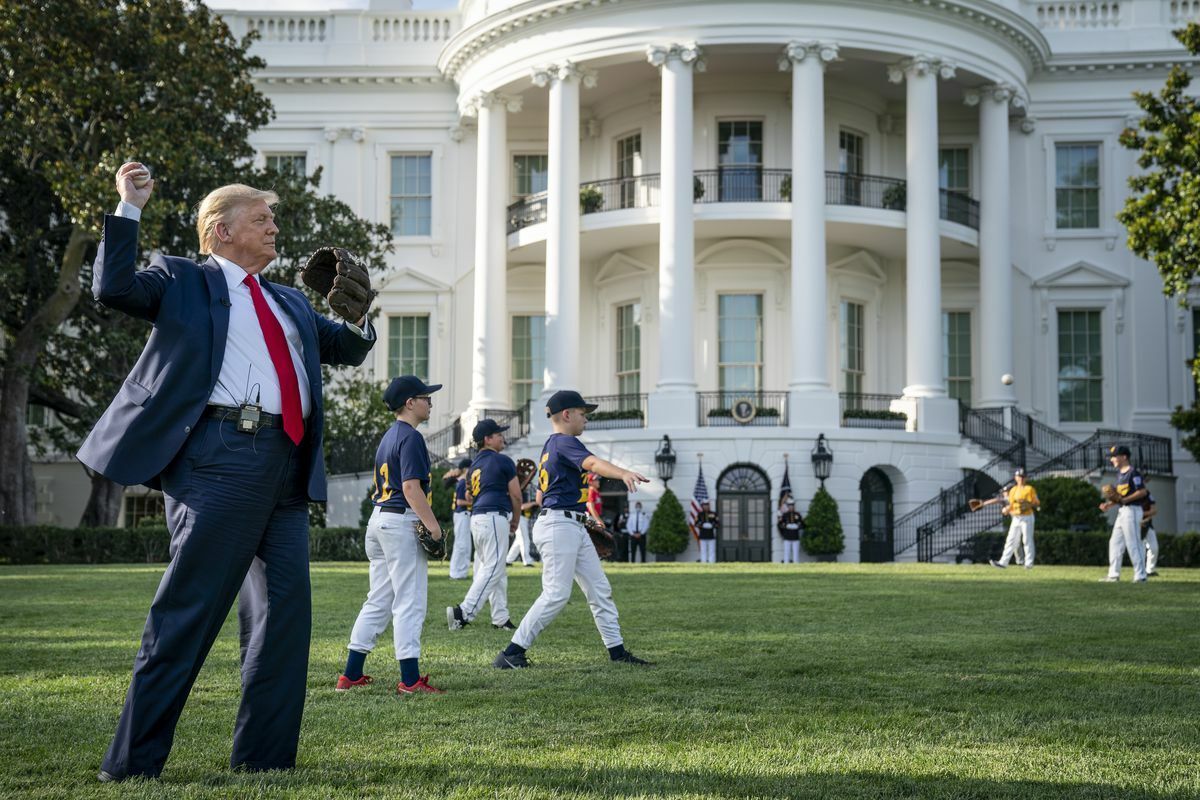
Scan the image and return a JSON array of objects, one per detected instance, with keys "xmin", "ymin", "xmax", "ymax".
[
  {"xmin": 943, "ymin": 311, "xmax": 972, "ymax": 405},
  {"xmin": 938, "ymin": 148, "xmax": 969, "ymax": 193},
  {"xmin": 511, "ymin": 315, "xmax": 545, "ymax": 410},
  {"xmin": 1055, "ymin": 143, "xmax": 1100, "ymax": 230},
  {"xmin": 512, "ymin": 154, "xmax": 548, "ymax": 198},
  {"xmin": 265, "ymin": 153, "xmax": 307, "ymax": 176},
  {"xmin": 616, "ymin": 303, "xmax": 641, "ymax": 399},
  {"xmin": 1057, "ymin": 309, "xmax": 1102, "ymax": 422},
  {"xmin": 838, "ymin": 130, "xmax": 865, "ymax": 205},
  {"xmin": 388, "ymin": 316, "xmax": 429, "ymax": 380},
  {"xmin": 717, "ymin": 121, "xmax": 763, "ymax": 201},
  {"xmin": 615, "ymin": 134, "xmax": 641, "ymax": 209},
  {"xmin": 840, "ymin": 301, "xmax": 864, "ymax": 395},
  {"xmin": 390, "ymin": 154, "xmax": 432, "ymax": 236},
  {"xmin": 718, "ymin": 294, "xmax": 763, "ymax": 398}
]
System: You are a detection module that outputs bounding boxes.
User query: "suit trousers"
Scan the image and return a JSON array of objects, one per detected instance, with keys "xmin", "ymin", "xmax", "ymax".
[
  {"xmin": 460, "ymin": 513, "xmax": 510, "ymax": 625},
  {"xmin": 449, "ymin": 511, "xmax": 473, "ymax": 579},
  {"xmin": 348, "ymin": 508, "xmax": 428, "ymax": 659},
  {"xmin": 102, "ymin": 418, "xmax": 310, "ymax": 779},
  {"xmin": 628, "ymin": 534, "xmax": 646, "ymax": 563},
  {"xmin": 512, "ymin": 512, "xmax": 622, "ymax": 650}
]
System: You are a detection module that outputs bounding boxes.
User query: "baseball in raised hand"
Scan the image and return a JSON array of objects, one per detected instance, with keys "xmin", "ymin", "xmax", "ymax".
[{"xmin": 116, "ymin": 161, "xmax": 155, "ymax": 209}]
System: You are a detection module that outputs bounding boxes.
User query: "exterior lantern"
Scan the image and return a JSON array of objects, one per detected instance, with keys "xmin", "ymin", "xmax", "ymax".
[
  {"xmin": 655, "ymin": 435, "xmax": 677, "ymax": 485},
  {"xmin": 811, "ymin": 433, "xmax": 833, "ymax": 486}
]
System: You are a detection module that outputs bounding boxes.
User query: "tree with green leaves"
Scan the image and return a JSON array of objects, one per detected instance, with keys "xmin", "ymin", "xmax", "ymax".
[
  {"xmin": 801, "ymin": 486, "xmax": 844, "ymax": 557},
  {"xmin": 647, "ymin": 487, "xmax": 690, "ymax": 556},
  {"xmin": 0, "ymin": 0, "xmax": 393, "ymax": 525},
  {"xmin": 1118, "ymin": 23, "xmax": 1200, "ymax": 459}
]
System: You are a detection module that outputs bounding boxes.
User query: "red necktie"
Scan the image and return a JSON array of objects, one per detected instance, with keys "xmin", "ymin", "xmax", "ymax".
[{"xmin": 243, "ymin": 275, "xmax": 305, "ymax": 445}]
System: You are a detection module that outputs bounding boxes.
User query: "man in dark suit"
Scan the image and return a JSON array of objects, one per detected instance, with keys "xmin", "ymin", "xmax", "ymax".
[{"xmin": 82, "ymin": 162, "xmax": 376, "ymax": 781}]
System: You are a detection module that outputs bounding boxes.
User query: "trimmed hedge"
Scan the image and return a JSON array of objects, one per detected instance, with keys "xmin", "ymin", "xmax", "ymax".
[{"xmin": 955, "ymin": 529, "xmax": 1200, "ymax": 567}]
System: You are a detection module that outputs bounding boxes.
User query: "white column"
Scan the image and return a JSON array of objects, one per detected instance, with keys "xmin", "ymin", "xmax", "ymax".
[
  {"xmin": 970, "ymin": 84, "xmax": 1017, "ymax": 407},
  {"xmin": 534, "ymin": 63, "xmax": 593, "ymax": 399},
  {"xmin": 646, "ymin": 44, "xmax": 701, "ymax": 428},
  {"xmin": 466, "ymin": 93, "xmax": 522, "ymax": 413},
  {"xmin": 781, "ymin": 42, "xmax": 840, "ymax": 428}
]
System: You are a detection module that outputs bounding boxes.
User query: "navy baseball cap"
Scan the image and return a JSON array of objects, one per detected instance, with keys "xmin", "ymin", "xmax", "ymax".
[
  {"xmin": 1109, "ymin": 444, "xmax": 1131, "ymax": 457},
  {"xmin": 383, "ymin": 375, "xmax": 442, "ymax": 411},
  {"xmin": 457, "ymin": 457, "xmax": 471, "ymax": 469},
  {"xmin": 472, "ymin": 418, "xmax": 509, "ymax": 443},
  {"xmin": 545, "ymin": 389, "xmax": 599, "ymax": 417}
]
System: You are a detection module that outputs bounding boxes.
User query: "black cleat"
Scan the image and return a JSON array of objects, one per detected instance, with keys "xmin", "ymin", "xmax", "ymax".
[
  {"xmin": 612, "ymin": 651, "xmax": 654, "ymax": 666},
  {"xmin": 97, "ymin": 770, "xmax": 125, "ymax": 783},
  {"xmin": 492, "ymin": 620, "xmax": 516, "ymax": 630},
  {"xmin": 493, "ymin": 651, "xmax": 529, "ymax": 669},
  {"xmin": 447, "ymin": 605, "xmax": 468, "ymax": 631}
]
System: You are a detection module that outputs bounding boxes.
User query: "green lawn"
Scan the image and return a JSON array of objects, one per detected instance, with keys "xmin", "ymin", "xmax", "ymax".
[{"xmin": 0, "ymin": 561, "xmax": 1197, "ymax": 799}]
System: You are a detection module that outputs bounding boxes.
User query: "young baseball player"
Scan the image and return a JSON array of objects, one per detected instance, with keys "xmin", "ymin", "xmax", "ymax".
[
  {"xmin": 493, "ymin": 390, "xmax": 653, "ymax": 669},
  {"xmin": 448, "ymin": 419, "xmax": 523, "ymax": 631},
  {"xmin": 1099, "ymin": 445, "xmax": 1149, "ymax": 582},
  {"xmin": 449, "ymin": 457, "xmax": 473, "ymax": 579},
  {"xmin": 1141, "ymin": 493, "xmax": 1159, "ymax": 577},
  {"xmin": 506, "ymin": 480, "xmax": 538, "ymax": 567},
  {"xmin": 337, "ymin": 375, "xmax": 446, "ymax": 695},
  {"xmin": 988, "ymin": 468, "xmax": 1040, "ymax": 569}
]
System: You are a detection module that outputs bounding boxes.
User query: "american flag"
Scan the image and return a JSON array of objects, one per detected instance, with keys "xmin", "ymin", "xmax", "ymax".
[
  {"xmin": 688, "ymin": 465, "xmax": 708, "ymax": 541},
  {"xmin": 780, "ymin": 463, "xmax": 792, "ymax": 504}
]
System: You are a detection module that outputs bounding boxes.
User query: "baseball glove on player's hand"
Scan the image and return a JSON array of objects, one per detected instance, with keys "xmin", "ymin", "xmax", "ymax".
[
  {"xmin": 414, "ymin": 520, "xmax": 445, "ymax": 560},
  {"xmin": 968, "ymin": 498, "xmax": 984, "ymax": 512},
  {"xmin": 302, "ymin": 246, "xmax": 376, "ymax": 323},
  {"xmin": 516, "ymin": 458, "xmax": 538, "ymax": 491},
  {"xmin": 583, "ymin": 516, "xmax": 615, "ymax": 559},
  {"xmin": 1101, "ymin": 484, "xmax": 1120, "ymax": 503}
]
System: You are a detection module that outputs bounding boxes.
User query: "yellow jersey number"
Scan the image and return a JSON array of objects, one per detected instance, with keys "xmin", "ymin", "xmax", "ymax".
[
  {"xmin": 578, "ymin": 474, "xmax": 590, "ymax": 504},
  {"xmin": 538, "ymin": 453, "xmax": 550, "ymax": 493},
  {"xmin": 470, "ymin": 468, "xmax": 482, "ymax": 499},
  {"xmin": 375, "ymin": 463, "xmax": 393, "ymax": 503}
]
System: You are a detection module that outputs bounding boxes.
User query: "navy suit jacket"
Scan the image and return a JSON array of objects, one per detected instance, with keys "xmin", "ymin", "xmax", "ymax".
[{"xmin": 77, "ymin": 214, "xmax": 375, "ymax": 502}]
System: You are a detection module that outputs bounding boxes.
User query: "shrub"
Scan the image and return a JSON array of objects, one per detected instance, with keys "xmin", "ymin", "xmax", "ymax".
[
  {"xmin": 580, "ymin": 184, "xmax": 603, "ymax": 213},
  {"xmin": 693, "ymin": 175, "xmax": 705, "ymax": 201},
  {"xmin": 589, "ymin": 408, "xmax": 644, "ymax": 422},
  {"xmin": 843, "ymin": 409, "xmax": 907, "ymax": 421},
  {"xmin": 882, "ymin": 183, "xmax": 906, "ymax": 210},
  {"xmin": 955, "ymin": 529, "xmax": 1200, "ymax": 567},
  {"xmin": 780, "ymin": 175, "xmax": 791, "ymax": 201},
  {"xmin": 647, "ymin": 488, "xmax": 689, "ymax": 555},
  {"xmin": 1028, "ymin": 476, "xmax": 1106, "ymax": 531},
  {"xmin": 802, "ymin": 487, "xmax": 845, "ymax": 556}
]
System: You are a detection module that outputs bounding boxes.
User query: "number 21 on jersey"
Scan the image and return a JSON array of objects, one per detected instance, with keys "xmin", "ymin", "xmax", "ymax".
[{"xmin": 374, "ymin": 463, "xmax": 394, "ymax": 503}]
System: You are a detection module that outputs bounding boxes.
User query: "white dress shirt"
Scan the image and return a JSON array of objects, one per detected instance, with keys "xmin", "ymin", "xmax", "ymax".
[
  {"xmin": 113, "ymin": 201, "xmax": 372, "ymax": 417},
  {"xmin": 628, "ymin": 509, "xmax": 649, "ymax": 535}
]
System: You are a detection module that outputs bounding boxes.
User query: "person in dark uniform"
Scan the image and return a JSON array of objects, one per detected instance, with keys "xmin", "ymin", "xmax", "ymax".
[
  {"xmin": 1141, "ymin": 492, "xmax": 1159, "ymax": 578},
  {"xmin": 338, "ymin": 376, "xmax": 446, "ymax": 695},
  {"xmin": 696, "ymin": 500, "xmax": 720, "ymax": 563},
  {"xmin": 449, "ymin": 457, "xmax": 473, "ymax": 579},
  {"xmin": 778, "ymin": 499, "xmax": 804, "ymax": 563},
  {"xmin": 1099, "ymin": 445, "xmax": 1149, "ymax": 583}
]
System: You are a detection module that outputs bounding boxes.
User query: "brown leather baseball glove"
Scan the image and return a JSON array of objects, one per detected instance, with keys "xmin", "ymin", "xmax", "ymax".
[
  {"xmin": 414, "ymin": 519, "xmax": 445, "ymax": 560},
  {"xmin": 1101, "ymin": 484, "xmax": 1120, "ymax": 503},
  {"xmin": 302, "ymin": 246, "xmax": 376, "ymax": 322},
  {"xmin": 583, "ymin": 516, "xmax": 614, "ymax": 559},
  {"xmin": 516, "ymin": 458, "xmax": 538, "ymax": 491},
  {"xmin": 968, "ymin": 498, "xmax": 984, "ymax": 512}
]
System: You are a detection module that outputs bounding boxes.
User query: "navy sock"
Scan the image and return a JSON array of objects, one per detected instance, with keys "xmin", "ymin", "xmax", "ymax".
[
  {"xmin": 503, "ymin": 642, "xmax": 526, "ymax": 657},
  {"xmin": 399, "ymin": 658, "xmax": 420, "ymax": 687},
  {"xmin": 608, "ymin": 644, "xmax": 627, "ymax": 660},
  {"xmin": 344, "ymin": 649, "xmax": 367, "ymax": 681}
]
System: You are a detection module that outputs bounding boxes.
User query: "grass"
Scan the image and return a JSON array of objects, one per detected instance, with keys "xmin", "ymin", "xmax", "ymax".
[{"xmin": 0, "ymin": 561, "xmax": 1198, "ymax": 799}]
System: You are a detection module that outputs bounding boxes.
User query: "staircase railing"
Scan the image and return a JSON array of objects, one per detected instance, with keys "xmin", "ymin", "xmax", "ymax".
[
  {"xmin": 424, "ymin": 418, "xmax": 462, "ymax": 468},
  {"xmin": 959, "ymin": 403, "xmax": 1025, "ymax": 462},
  {"xmin": 1031, "ymin": 429, "xmax": 1173, "ymax": 477},
  {"xmin": 483, "ymin": 406, "xmax": 530, "ymax": 444},
  {"xmin": 1010, "ymin": 407, "xmax": 1079, "ymax": 461}
]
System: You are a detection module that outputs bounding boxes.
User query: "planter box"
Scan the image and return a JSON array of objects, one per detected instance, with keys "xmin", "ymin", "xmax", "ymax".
[
  {"xmin": 811, "ymin": 553, "xmax": 839, "ymax": 562},
  {"xmin": 652, "ymin": 553, "xmax": 676, "ymax": 562},
  {"xmin": 843, "ymin": 417, "xmax": 906, "ymax": 429}
]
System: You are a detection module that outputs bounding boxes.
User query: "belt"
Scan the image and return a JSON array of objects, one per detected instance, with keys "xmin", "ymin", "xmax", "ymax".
[
  {"xmin": 379, "ymin": 507, "xmax": 408, "ymax": 515},
  {"xmin": 539, "ymin": 509, "xmax": 589, "ymax": 523},
  {"xmin": 206, "ymin": 404, "xmax": 283, "ymax": 428}
]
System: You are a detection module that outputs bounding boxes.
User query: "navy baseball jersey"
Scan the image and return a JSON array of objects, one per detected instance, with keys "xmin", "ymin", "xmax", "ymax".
[
  {"xmin": 538, "ymin": 433, "xmax": 593, "ymax": 512},
  {"xmin": 469, "ymin": 450, "xmax": 518, "ymax": 515},
  {"xmin": 372, "ymin": 420, "xmax": 431, "ymax": 510},
  {"xmin": 1115, "ymin": 467, "xmax": 1145, "ymax": 503},
  {"xmin": 455, "ymin": 477, "xmax": 470, "ymax": 511},
  {"xmin": 1142, "ymin": 491, "xmax": 1156, "ymax": 513}
]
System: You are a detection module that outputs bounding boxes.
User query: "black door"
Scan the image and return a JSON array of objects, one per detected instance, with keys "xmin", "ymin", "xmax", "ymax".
[
  {"xmin": 859, "ymin": 468, "xmax": 894, "ymax": 562},
  {"xmin": 716, "ymin": 464, "xmax": 772, "ymax": 562},
  {"xmin": 598, "ymin": 478, "xmax": 628, "ymax": 561}
]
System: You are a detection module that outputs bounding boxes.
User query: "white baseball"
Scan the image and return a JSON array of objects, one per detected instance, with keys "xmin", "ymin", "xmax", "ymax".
[
  {"xmin": 131, "ymin": 168, "xmax": 152, "ymax": 189},
  {"xmin": 1001, "ymin": 374, "xmax": 1014, "ymax": 386}
]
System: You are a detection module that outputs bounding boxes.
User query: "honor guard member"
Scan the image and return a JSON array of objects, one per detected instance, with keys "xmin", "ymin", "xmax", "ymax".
[
  {"xmin": 1099, "ymin": 445, "xmax": 1149, "ymax": 583},
  {"xmin": 696, "ymin": 501, "xmax": 720, "ymax": 563},
  {"xmin": 778, "ymin": 499, "xmax": 804, "ymax": 563},
  {"xmin": 448, "ymin": 419, "xmax": 523, "ymax": 631},
  {"xmin": 1141, "ymin": 491, "xmax": 1160, "ymax": 578},
  {"xmin": 988, "ymin": 468, "xmax": 1040, "ymax": 570},
  {"xmin": 449, "ymin": 458, "xmax": 474, "ymax": 579},
  {"xmin": 507, "ymin": 479, "xmax": 538, "ymax": 567},
  {"xmin": 493, "ymin": 390, "xmax": 653, "ymax": 669},
  {"xmin": 338, "ymin": 376, "xmax": 446, "ymax": 694}
]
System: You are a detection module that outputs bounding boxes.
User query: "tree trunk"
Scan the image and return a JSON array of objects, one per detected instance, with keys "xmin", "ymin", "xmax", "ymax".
[
  {"xmin": 79, "ymin": 470, "xmax": 125, "ymax": 527},
  {"xmin": 0, "ymin": 225, "xmax": 88, "ymax": 525}
]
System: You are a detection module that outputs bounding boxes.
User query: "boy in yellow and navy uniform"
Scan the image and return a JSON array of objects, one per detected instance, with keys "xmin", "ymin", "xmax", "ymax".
[
  {"xmin": 1100, "ymin": 445, "xmax": 1149, "ymax": 583},
  {"xmin": 989, "ymin": 468, "xmax": 1040, "ymax": 570}
]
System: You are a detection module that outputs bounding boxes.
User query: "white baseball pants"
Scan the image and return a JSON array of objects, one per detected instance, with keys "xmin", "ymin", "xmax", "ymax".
[
  {"xmin": 459, "ymin": 513, "xmax": 510, "ymax": 626},
  {"xmin": 348, "ymin": 508, "xmax": 428, "ymax": 660},
  {"xmin": 1107, "ymin": 505, "xmax": 1146, "ymax": 581},
  {"xmin": 781, "ymin": 540, "xmax": 800, "ymax": 563},
  {"xmin": 999, "ymin": 514, "xmax": 1035, "ymax": 567},
  {"xmin": 449, "ymin": 511, "xmax": 472, "ymax": 579},
  {"xmin": 699, "ymin": 539, "xmax": 717, "ymax": 563},
  {"xmin": 1144, "ymin": 524, "xmax": 1159, "ymax": 573},
  {"xmin": 506, "ymin": 515, "xmax": 535, "ymax": 565},
  {"xmin": 512, "ymin": 512, "xmax": 622, "ymax": 650}
]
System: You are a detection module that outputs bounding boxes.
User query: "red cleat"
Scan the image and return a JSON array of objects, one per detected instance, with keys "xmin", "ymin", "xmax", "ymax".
[
  {"xmin": 397, "ymin": 675, "xmax": 444, "ymax": 695},
  {"xmin": 335, "ymin": 674, "xmax": 373, "ymax": 692}
]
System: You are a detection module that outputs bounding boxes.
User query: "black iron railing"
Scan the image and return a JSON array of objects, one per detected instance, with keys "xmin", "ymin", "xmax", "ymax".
[
  {"xmin": 697, "ymin": 391, "xmax": 787, "ymax": 427},
  {"xmin": 424, "ymin": 418, "xmax": 463, "ymax": 468},
  {"xmin": 586, "ymin": 394, "xmax": 647, "ymax": 430},
  {"xmin": 1010, "ymin": 407, "xmax": 1081, "ymax": 465},
  {"xmin": 483, "ymin": 406, "xmax": 530, "ymax": 444},
  {"xmin": 505, "ymin": 169, "xmax": 983, "ymax": 234},
  {"xmin": 839, "ymin": 392, "xmax": 908, "ymax": 428},
  {"xmin": 960, "ymin": 403, "xmax": 1024, "ymax": 461}
]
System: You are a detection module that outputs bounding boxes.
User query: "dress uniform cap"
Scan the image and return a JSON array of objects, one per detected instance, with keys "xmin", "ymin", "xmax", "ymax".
[
  {"xmin": 383, "ymin": 375, "xmax": 442, "ymax": 411},
  {"xmin": 545, "ymin": 390, "xmax": 599, "ymax": 417},
  {"xmin": 472, "ymin": 418, "xmax": 510, "ymax": 443}
]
